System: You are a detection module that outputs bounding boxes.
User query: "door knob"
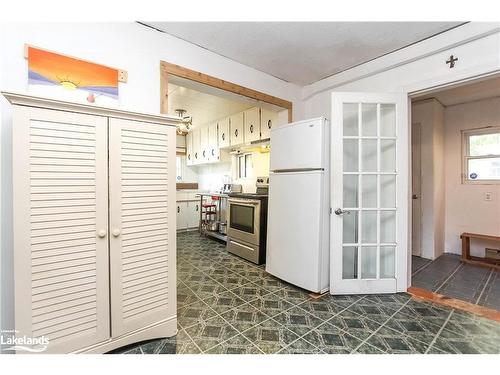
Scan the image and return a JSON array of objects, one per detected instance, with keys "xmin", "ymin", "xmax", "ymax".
[
  {"xmin": 412, "ymin": 194, "xmax": 419, "ymax": 199},
  {"xmin": 112, "ymin": 229, "xmax": 121, "ymax": 237},
  {"xmin": 334, "ymin": 208, "xmax": 350, "ymax": 216},
  {"xmin": 97, "ymin": 229, "xmax": 107, "ymax": 238}
]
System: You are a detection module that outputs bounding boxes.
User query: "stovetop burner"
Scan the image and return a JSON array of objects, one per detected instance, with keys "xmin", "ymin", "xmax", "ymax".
[{"xmin": 227, "ymin": 176, "xmax": 269, "ymax": 199}]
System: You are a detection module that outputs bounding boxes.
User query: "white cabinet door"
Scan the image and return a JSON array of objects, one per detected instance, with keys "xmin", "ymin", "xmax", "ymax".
[
  {"xmin": 109, "ymin": 117, "xmax": 176, "ymax": 337},
  {"xmin": 200, "ymin": 125, "xmax": 209, "ymax": 163},
  {"xmin": 186, "ymin": 132, "xmax": 193, "ymax": 166},
  {"xmin": 187, "ymin": 201, "xmax": 200, "ymax": 228},
  {"xmin": 208, "ymin": 122, "xmax": 219, "ymax": 162},
  {"xmin": 176, "ymin": 202, "xmax": 187, "ymax": 230},
  {"xmin": 230, "ymin": 112, "xmax": 244, "ymax": 146},
  {"xmin": 192, "ymin": 128, "xmax": 201, "ymax": 165},
  {"xmin": 244, "ymin": 107, "xmax": 261, "ymax": 143},
  {"xmin": 12, "ymin": 106, "xmax": 110, "ymax": 353},
  {"xmin": 218, "ymin": 117, "xmax": 230, "ymax": 148},
  {"xmin": 261, "ymin": 108, "xmax": 278, "ymax": 140}
]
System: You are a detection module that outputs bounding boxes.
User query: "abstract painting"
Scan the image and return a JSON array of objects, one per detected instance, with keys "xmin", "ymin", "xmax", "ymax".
[{"xmin": 27, "ymin": 46, "xmax": 120, "ymax": 105}]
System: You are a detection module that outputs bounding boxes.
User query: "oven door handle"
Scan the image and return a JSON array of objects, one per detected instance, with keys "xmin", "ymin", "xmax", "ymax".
[
  {"xmin": 229, "ymin": 239, "xmax": 255, "ymax": 252},
  {"xmin": 228, "ymin": 198, "xmax": 260, "ymax": 205}
]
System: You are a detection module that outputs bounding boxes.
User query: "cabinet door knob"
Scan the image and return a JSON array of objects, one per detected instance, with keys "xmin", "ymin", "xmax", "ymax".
[
  {"xmin": 250, "ymin": 124, "xmax": 254, "ymax": 133},
  {"xmin": 235, "ymin": 129, "xmax": 238, "ymax": 137},
  {"xmin": 188, "ymin": 154, "xmax": 191, "ymax": 160},
  {"xmin": 112, "ymin": 229, "xmax": 121, "ymax": 237},
  {"xmin": 268, "ymin": 120, "xmax": 272, "ymax": 129},
  {"xmin": 97, "ymin": 229, "xmax": 107, "ymax": 238},
  {"xmin": 211, "ymin": 149, "xmax": 215, "ymax": 156},
  {"xmin": 222, "ymin": 133, "xmax": 225, "ymax": 141},
  {"xmin": 195, "ymin": 152, "xmax": 198, "ymax": 159},
  {"xmin": 196, "ymin": 204, "xmax": 199, "ymax": 211},
  {"xmin": 203, "ymin": 150, "xmax": 206, "ymax": 157},
  {"xmin": 177, "ymin": 206, "xmax": 180, "ymax": 213}
]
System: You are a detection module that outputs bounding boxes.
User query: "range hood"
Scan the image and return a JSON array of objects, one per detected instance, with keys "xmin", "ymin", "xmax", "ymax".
[{"xmin": 228, "ymin": 138, "xmax": 270, "ymax": 154}]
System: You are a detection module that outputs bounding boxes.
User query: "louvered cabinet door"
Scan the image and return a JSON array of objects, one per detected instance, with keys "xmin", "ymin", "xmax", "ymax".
[
  {"xmin": 108, "ymin": 118, "xmax": 176, "ymax": 337},
  {"xmin": 12, "ymin": 106, "xmax": 110, "ymax": 353}
]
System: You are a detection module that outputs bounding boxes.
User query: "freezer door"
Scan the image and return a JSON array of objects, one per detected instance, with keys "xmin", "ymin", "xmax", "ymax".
[
  {"xmin": 270, "ymin": 118, "xmax": 327, "ymax": 171},
  {"xmin": 266, "ymin": 171, "xmax": 327, "ymax": 292}
]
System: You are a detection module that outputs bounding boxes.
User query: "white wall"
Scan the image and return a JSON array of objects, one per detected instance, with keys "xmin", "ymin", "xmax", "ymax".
[
  {"xmin": 0, "ymin": 22, "xmax": 302, "ymax": 335},
  {"xmin": 411, "ymin": 99, "xmax": 445, "ymax": 260},
  {"xmin": 196, "ymin": 150, "xmax": 270, "ymax": 193},
  {"xmin": 444, "ymin": 97, "xmax": 500, "ymax": 256}
]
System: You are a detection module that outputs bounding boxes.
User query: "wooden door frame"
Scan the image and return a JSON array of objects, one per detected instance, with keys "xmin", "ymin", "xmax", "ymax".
[{"xmin": 160, "ymin": 61, "xmax": 293, "ymax": 122}]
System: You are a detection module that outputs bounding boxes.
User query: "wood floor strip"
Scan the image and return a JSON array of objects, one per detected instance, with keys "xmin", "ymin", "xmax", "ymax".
[{"xmin": 407, "ymin": 286, "xmax": 500, "ymax": 322}]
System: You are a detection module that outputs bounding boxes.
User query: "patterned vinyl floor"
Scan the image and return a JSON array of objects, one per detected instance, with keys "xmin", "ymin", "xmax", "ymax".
[{"xmin": 109, "ymin": 232, "xmax": 500, "ymax": 354}]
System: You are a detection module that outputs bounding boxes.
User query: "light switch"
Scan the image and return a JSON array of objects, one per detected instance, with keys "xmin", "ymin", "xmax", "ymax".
[{"xmin": 485, "ymin": 192, "xmax": 492, "ymax": 201}]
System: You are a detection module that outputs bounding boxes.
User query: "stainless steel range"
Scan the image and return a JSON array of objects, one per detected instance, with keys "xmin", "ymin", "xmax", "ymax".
[{"xmin": 227, "ymin": 177, "xmax": 269, "ymax": 264}]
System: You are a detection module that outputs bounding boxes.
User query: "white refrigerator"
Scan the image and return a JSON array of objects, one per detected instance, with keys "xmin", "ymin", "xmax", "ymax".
[{"xmin": 266, "ymin": 117, "xmax": 330, "ymax": 293}]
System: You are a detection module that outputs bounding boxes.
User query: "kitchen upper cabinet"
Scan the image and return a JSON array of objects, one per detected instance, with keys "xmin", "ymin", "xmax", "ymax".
[
  {"xmin": 186, "ymin": 131, "xmax": 193, "ymax": 166},
  {"xmin": 260, "ymin": 107, "xmax": 279, "ymax": 140},
  {"xmin": 208, "ymin": 122, "xmax": 219, "ymax": 162},
  {"xmin": 200, "ymin": 125, "xmax": 209, "ymax": 163},
  {"xmin": 218, "ymin": 117, "xmax": 230, "ymax": 148},
  {"xmin": 230, "ymin": 112, "xmax": 244, "ymax": 146},
  {"xmin": 192, "ymin": 128, "xmax": 201, "ymax": 165},
  {"xmin": 244, "ymin": 107, "xmax": 261, "ymax": 143}
]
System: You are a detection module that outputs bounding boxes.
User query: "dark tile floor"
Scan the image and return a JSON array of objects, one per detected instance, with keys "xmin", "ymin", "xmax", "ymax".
[
  {"xmin": 412, "ymin": 254, "xmax": 500, "ymax": 311},
  {"xmin": 109, "ymin": 233, "xmax": 500, "ymax": 354}
]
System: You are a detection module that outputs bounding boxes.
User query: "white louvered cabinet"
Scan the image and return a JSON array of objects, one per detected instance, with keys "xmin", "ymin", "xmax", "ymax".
[
  {"xmin": 108, "ymin": 118, "xmax": 176, "ymax": 338},
  {"xmin": 5, "ymin": 92, "xmax": 179, "ymax": 354}
]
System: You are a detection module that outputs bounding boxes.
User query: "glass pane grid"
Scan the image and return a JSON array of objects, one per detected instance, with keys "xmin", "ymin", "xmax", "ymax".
[{"xmin": 341, "ymin": 102, "xmax": 397, "ymax": 281}]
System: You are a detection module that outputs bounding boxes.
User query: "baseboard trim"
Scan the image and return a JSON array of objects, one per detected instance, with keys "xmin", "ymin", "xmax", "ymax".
[
  {"xmin": 74, "ymin": 316, "xmax": 177, "ymax": 354},
  {"xmin": 407, "ymin": 287, "xmax": 500, "ymax": 322}
]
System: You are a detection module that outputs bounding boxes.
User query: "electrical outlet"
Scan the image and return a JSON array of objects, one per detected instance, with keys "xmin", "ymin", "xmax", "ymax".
[{"xmin": 485, "ymin": 192, "xmax": 492, "ymax": 201}]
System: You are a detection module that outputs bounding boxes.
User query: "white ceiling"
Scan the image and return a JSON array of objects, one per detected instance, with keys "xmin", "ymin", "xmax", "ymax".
[
  {"xmin": 414, "ymin": 76, "xmax": 500, "ymax": 106},
  {"xmin": 168, "ymin": 81, "xmax": 253, "ymax": 129},
  {"xmin": 144, "ymin": 22, "xmax": 463, "ymax": 85}
]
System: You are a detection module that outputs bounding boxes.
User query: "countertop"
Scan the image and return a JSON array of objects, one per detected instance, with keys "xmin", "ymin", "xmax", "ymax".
[{"xmin": 195, "ymin": 192, "xmax": 229, "ymax": 198}]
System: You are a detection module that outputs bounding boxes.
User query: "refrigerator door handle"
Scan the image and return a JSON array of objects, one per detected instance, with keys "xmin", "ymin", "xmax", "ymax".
[{"xmin": 271, "ymin": 168, "xmax": 324, "ymax": 173}]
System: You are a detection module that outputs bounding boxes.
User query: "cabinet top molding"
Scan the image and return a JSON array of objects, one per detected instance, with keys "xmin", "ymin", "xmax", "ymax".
[{"xmin": 2, "ymin": 91, "xmax": 181, "ymax": 127}]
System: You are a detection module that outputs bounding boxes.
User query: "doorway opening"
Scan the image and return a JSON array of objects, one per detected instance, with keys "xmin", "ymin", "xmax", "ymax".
[{"xmin": 409, "ymin": 76, "xmax": 500, "ymax": 312}]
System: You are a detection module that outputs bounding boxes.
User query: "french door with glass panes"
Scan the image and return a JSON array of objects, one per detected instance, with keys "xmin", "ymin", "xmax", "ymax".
[{"xmin": 330, "ymin": 92, "xmax": 408, "ymax": 294}]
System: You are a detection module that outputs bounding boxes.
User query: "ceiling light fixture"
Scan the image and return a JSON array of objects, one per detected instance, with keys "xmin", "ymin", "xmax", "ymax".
[{"xmin": 174, "ymin": 108, "xmax": 193, "ymax": 134}]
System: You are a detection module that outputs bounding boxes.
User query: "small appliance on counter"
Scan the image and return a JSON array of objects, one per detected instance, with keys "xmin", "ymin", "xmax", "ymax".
[
  {"xmin": 226, "ymin": 177, "xmax": 269, "ymax": 264},
  {"xmin": 221, "ymin": 183, "xmax": 242, "ymax": 194}
]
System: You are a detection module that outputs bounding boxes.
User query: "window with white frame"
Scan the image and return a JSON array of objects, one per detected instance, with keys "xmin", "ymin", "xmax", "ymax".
[
  {"xmin": 237, "ymin": 153, "xmax": 252, "ymax": 179},
  {"xmin": 462, "ymin": 127, "xmax": 500, "ymax": 183}
]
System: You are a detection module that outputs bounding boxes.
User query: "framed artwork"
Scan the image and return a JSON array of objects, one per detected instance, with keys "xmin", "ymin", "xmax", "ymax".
[{"xmin": 26, "ymin": 45, "xmax": 127, "ymax": 105}]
